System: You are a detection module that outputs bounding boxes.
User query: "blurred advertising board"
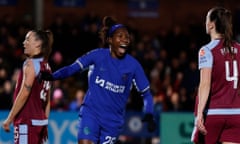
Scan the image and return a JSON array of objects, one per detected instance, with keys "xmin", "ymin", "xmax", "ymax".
[
  {"xmin": 0, "ymin": 111, "xmax": 159, "ymax": 144},
  {"xmin": 121, "ymin": 111, "xmax": 159, "ymax": 137},
  {"xmin": 160, "ymin": 112, "xmax": 194, "ymax": 144},
  {"xmin": 0, "ymin": 111, "xmax": 79, "ymax": 144}
]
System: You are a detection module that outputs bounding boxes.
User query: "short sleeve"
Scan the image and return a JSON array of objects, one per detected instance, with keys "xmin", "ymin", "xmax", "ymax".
[{"xmin": 198, "ymin": 47, "xmax": 213, "ymax": 69}]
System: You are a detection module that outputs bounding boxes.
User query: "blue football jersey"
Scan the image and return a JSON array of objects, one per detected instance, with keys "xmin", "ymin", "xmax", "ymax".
[{"xmin": 76, "ymin": 48, "xmax": 150, "ymax": 125}]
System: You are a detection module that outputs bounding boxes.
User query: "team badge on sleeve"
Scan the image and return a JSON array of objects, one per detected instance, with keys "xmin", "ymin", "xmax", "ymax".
[
  {"xmin": 198, "ymin": 47, "xmax": 213, "ymax": 68},
  {"xmin": 199, "ymin": 49, "xmax": 205, "ymax": 56},
  {"xmin": 199, "ymin": 48, "xmax": 209, "ymax": 66}
]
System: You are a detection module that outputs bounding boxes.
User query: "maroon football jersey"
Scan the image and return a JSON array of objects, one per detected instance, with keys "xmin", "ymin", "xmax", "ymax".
[
  {"xmin": 207, "ymin": 40, "xmax": 240, "ymax": 109},
  {"xmin": 198, "ymin": 39, "xmax": 240, "ymax": 111},
  {"xmin": 192, "ymin": 40, "xmax": 240, "ymax": 143},
  {"xmin": 13, "ymin": 58, "xmax": 51, "ymax": 125}
]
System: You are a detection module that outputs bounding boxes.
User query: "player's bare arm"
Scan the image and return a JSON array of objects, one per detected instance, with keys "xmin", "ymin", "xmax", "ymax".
[
  {"xmin": 24, "ymin": 82, "xmax": 32, "ymax": 91},
  {"xmin": 45, "ymin": 90, "xmax": 51, "ymax": 118},
  {"xmin": 2, "ymin": 59, "xmax": 35, "ymax": 132},
  {"xmin": 197, "ymin": 68, "xmax": 212, "ymax": 135}
]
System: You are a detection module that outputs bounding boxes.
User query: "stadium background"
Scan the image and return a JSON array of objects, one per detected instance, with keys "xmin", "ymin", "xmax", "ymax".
[{"xmin": 0, "ymin": 0, "xmax": 240, "ymax": 143}]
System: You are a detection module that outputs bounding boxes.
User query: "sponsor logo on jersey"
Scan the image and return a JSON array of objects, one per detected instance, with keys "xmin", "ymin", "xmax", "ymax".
[
  {"xmin": 95, "ymin": 76, "xmax": 125, "ymax": 93},
  {"xmin": 199, "ymin": 49, "xmax": 205, "ymax": 56}
]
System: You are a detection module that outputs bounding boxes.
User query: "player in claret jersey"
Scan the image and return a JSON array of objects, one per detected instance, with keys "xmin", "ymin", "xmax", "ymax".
[
  {"xmin": 2, "ymin": 30, "xmax": 53, "ymax": 144},
  {"xmin": 191, "ymin": 6, "xmax": 240, "ymax": 144},
  {"xmin": 40, "ymin": 16, "xmax": 156, "ymax": 144}
]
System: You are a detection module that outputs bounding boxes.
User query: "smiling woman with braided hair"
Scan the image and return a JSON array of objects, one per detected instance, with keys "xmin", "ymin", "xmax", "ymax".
[{"xmin": 40, "ymin": 16, "xmax": 156, "ymax": 144}]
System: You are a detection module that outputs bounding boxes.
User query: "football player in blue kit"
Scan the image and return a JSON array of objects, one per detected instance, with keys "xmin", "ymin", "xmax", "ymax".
[{"xmin": 41, "ymin": 16, "xmax": 156, "ymax": 144}]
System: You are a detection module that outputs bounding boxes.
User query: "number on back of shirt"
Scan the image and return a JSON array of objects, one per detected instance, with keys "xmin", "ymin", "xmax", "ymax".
[
  {"xmin": 225, "ymin": 60, "xmax": 238, "ymax": 89},
  {"xmin": 40, "ymin": 81, "xmax": 51, "ymax": 101}
]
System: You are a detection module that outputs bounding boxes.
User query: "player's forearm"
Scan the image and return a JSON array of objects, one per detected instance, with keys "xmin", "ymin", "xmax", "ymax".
[
  {"xmin": 7, "ymin": 91, "xmax": 29, "ymax": 122},
  {"xmin": 45, "ymin": 103, "xmax": 50, "ymax": 118},
  {"xmin": 197, "ymin": 84, "xmax": 210, "ymax": 114},
  {"xmin": 52, "ymin": 62, "xmax": 81, "ymax": 80},
  {"xmin": 45, "ymin": 92, "xmax": 51, "ymax": 118},
  {"xmin": 142, "ymin": 89, "xmax": 154, "ymax": 114}
]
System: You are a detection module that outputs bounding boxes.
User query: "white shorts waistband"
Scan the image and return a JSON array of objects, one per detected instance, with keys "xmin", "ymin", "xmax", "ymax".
[
  {"xmin": 31, "ymin": 119, "xmax": 48, "ymax": 126},
  {"xmin": 207, "ymin": 108, "xmax": 240, "ymax": 115}
]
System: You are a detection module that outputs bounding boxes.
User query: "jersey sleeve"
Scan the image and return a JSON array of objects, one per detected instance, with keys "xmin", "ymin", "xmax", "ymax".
[
  {"xmin": 133, "ymin": 62, "xmax": 150, "ymax": 92},
  {"xmin": 27, "ymin": 58, "xmax": 43, "ymax": 76},
  {"xmin": 33, "ymin": 60, "xmax": 41, "ymax": 76},
  {"xmin": 52, "ymin": 49, "xmax": 100, "ymax": 79},
  {"xmin": 198, "ymin": 46, "xmax": 213, "ymax": 69},
  {"xmin": 76, "ymin": 49, "xmax": 100, "ymax": 69},
  {"xmin": 133, "ymin": 61, "xmax": 154, "ymax": 114}
]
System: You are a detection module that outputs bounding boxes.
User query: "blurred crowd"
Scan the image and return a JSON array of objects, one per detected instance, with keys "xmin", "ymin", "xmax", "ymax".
[{"xmin": 1, "ymin": 12, "xmax": 240, "ymax": 114}]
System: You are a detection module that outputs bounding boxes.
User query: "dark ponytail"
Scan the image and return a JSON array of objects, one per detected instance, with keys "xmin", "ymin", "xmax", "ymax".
[
  {"xmin": 33, "ymin": 30, "xmax": 53, "ymax": 60},
  {"xmin": 45, "ymin": 30, "xmax": 53, "ymax": 60},
  {"xmin": 223, "ymin": 10, "xmax": 233, "ymax": 56},
  {"xmin": 209, "ymin": 7, "xmax": 233, "ymax": 56},
  {"xmin": 99, "ymin": 16, "xmax": 118, "ymax": 46}
]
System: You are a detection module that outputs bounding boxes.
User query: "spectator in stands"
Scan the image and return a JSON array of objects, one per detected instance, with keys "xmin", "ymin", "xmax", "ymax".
[{"xmin": 69, "ymin": 88, "xmax": 85, "ymax": 111}]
